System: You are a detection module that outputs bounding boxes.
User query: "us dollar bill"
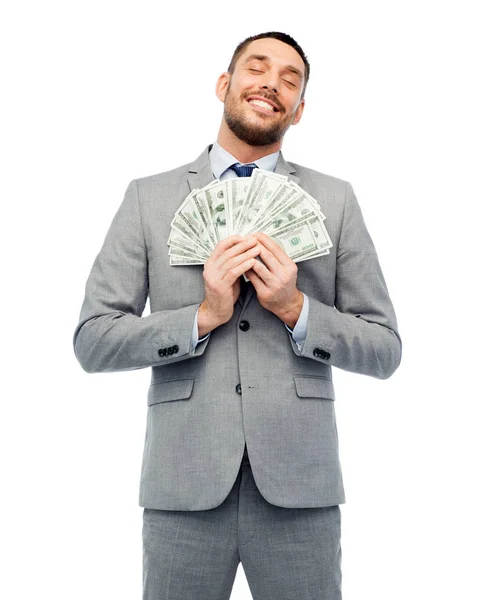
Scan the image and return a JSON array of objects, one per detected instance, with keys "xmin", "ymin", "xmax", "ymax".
[
  {"xmin": 169, "ymin": 255, "xmax": 206, "ymax": 266},
  {"xmin": 167, "ymin": 230, "xmax": 209, "ymax": 261},
  {"xmin": 245, "ymin": 184, "xmax": 300, "ymax": 234},
  {"xmin": 227, "ymin": 177, "xmax": 253, "ymax": 233},
  {"xmin": 234, "ymin": 169, "xmax": 288, "ymax": 234},
  {"xmin": 271, "ymin": 214, "xmax": 333, "ymax": 258},
  {"xmin": 172, "ymin": 193, "xmax": 214, "ymax": 254},
  {"xmin": 201, "ymin": 181, "xmax": 230, "ymax": 243},
  {"xmin": 168, "ymin": 170, "xmax": 333, "ymax": 268}
]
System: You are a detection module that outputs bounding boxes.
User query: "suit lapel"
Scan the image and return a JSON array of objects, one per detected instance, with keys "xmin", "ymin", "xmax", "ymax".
[
  {"xmin": 275, "ymin": 151, "xmax": 300, "ymax": 185},
  {"xmin": 186, "ymin": 145, "xmax": 216, "ymax": 192}
]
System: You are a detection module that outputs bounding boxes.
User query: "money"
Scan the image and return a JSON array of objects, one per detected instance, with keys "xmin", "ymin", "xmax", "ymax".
[{"xmin": 168, "ymin": 170, "xmax": 333, "ymax": 266}]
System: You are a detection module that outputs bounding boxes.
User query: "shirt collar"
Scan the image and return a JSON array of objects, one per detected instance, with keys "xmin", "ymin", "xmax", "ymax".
[{"xmin": 209, "ymin": 140, "xmax": 280, "ymax": 179}]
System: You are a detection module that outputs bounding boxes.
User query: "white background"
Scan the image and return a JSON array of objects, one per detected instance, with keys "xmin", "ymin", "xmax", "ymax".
[{"xmin": 2, "ymin": 1, "xmax": 488, "ymax": 598}]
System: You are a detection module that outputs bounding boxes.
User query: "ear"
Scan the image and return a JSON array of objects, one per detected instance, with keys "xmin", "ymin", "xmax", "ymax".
[
  {"xmin": 215, "ymin": 72, "xmax": 231, "ymax": 103},
  {"xmin": 292, "ymin": 98, "xmax": 305, "ymax": 126}
]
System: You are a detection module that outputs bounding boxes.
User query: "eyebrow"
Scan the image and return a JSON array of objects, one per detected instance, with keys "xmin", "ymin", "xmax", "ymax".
[{"xmin": 243, "ymin": 54, "xmax": 304, "ymax": 80}]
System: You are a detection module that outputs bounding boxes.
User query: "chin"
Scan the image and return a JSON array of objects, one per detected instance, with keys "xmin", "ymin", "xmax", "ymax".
[
  {"xmin": 225, "ymin": 113, "xmax": 284, "ymax": 146},
  {"xmin": 236, "ymin": 128, "xmax": 282, "ymax": 147}
]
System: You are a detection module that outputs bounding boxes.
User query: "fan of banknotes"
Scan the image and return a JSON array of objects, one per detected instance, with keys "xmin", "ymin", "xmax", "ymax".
[{"xmin": 168, "ymin": 169, "xmax": 333, "ymax": 266}]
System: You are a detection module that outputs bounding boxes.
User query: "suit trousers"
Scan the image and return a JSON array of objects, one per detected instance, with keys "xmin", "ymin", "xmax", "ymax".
[{"xmin": 142, "ymin": 445, "xmax": 342, "ymax": 599}]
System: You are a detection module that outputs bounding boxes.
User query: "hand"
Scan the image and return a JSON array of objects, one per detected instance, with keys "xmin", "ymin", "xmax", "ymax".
[
  {"xmin": 245, "ymin": 233, "xmax": 304, "ymax": 329},
  {"xmin": 198, "ymin": 235, "xmax": 261, "ymax": 337}
]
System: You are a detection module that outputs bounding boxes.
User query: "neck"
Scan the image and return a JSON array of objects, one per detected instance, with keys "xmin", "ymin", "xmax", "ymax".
[{"xmin": 216, "ymin": 119, "xmax": 282, "ymax": 163}]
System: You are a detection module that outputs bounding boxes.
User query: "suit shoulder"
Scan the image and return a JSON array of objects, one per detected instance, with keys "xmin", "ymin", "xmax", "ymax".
[
  {"xmin": 130, "ymin": 161, "xmax": 191, "ymax": 191},
  {"xmin": 288, "ymin": 161, "xmax": 351, "ymax": 191},
  {"xmin": 121, "ymin": 160, "xmax": 197, "ymax": 216}
]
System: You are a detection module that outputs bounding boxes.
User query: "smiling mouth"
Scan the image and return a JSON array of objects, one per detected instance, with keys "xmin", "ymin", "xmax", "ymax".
[{"xmin": 247, "ymin": 98, "xmax": 279, "ymax": 113}]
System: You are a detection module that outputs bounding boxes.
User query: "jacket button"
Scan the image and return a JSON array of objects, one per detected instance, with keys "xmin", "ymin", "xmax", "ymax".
[
  {"xmin": 324, "ymin": 351, "xmax": 331, "ymax": 360},
  {"xmin": 167, "ymin": 346, "xmax": 174, "ymax": 355},
  {"xmin": 239, "ymin": 320, "xmax": 250, "ymax": 331},
  {"xmin": 313, "ymin": 347, "xmax": 320, "ymax": 357},
  {"xmin": 172, "ymin": 344, "xmax": 179, "ymax": 353},
  {"xmin": 158, "ymin": 348, "xmax": 167, "ymax": 357},
  {"xmin": 235, "ymin": 383, "xmax": 242, "ymax": 395}
]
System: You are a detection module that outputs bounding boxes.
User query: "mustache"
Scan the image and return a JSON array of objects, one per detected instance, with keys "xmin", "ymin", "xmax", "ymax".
[{"xmin": 243, "ymin": 90, "xmax": 284, "ymax": 112}]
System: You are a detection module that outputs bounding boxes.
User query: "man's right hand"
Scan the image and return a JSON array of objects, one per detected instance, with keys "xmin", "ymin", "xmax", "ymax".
[{"xmin": 197, "ymin": 235, "xmax": 260, "ymax": 337}]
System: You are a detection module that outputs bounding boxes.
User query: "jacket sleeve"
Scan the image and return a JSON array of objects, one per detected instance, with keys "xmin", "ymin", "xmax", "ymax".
[
  {"xmin": 73, "ymin": 179, "xmax": 210, "ymax": 373},
  {"xmin": 288, "ymin": 181, "xmax": 402, "ymax": 379}
]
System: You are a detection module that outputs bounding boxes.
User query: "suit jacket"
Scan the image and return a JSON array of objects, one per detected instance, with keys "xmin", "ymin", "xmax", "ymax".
[{"xmin": 73, "ymin": 144, "xmax": 402, "ymax": 510}]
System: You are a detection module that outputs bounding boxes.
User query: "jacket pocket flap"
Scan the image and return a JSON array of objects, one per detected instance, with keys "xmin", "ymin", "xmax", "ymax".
[
  {"xmin": 294, "ymin": 376, "xmax": 335, "ymax": 400},
  {"xmin": 147, "ymin": 378, "xmax": 194, "ymax": 406}
]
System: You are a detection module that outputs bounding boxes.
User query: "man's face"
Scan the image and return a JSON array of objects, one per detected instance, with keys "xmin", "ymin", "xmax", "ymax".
[{"xmin": 216, "ymin": 38, "xmax": 306, "ymax": 147}]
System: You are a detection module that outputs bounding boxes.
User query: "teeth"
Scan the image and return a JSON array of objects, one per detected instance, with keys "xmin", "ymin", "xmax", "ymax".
[{"xmin": 249, "ymin": 99, "xmax": 274, "ymax": 112}]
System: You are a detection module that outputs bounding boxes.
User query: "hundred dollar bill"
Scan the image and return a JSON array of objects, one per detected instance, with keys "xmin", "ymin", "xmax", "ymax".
[
  {"xmin": 246, "ymin": 184, "xmax": 300, "ymax": 234},
  {"xmin": 190, "ymin": 188, "xmax": 219, "ymax": 249},
  {"xmin": 168, "ymin": 173, "xmax": 334, "ymax": 269},
  {"xmin": 306, "ymin": 214, "xmax": 333, "ymax": 251},
  {"xmin": 272, "ymin": 221, "xmax": 320, "ymax": 260},
  {"xmin": 169, "ymin": 245, "xmax": 206, "ymax": 262},
  {"xmin": 235, "ymin": 170, "xmax": 288, "ymax": 234},
  {"xmin": 167, "ymin": 224, "xmax": 210, "ymax": 259},
  {"xmin": 169, "ymin": 255, "xmax": 206, "ymax": 265},
  {"xmin": 294, "ymin": 248, "xmax": 330, "ymax": 263},
  {"xmin": 171, "ymin": 193, "xmax": 214, "ymax": 254},
  {"xmin": 200, "ymin": 181, "xmax": 229, "ymax": 243},
  {"xmin": 288, "ymin": 181, "xmax": 322, "ymax": 212},
  {"xmin": 272, "ymin": 214, "xmax": 333, "ymax": 256},
  {"xmin": 168, "ymin": 238, "xmax": 208, "ymax": 262},
  {"xmin": 227, "ymin": 177, "xmax": 253, "ymax": 233},
  {"xmin": 258, "ymin": 191, "xmax": 324, "ymax": 236}
]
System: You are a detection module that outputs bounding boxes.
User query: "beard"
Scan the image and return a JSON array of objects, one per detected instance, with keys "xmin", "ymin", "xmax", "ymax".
[{"xmin": 223, "ymin": 88, "xmax": 294, "ymax": 147}]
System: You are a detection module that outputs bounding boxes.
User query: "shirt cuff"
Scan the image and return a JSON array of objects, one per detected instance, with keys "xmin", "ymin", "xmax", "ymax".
[
  {"xmin": 191, "ymin": 306, "xmax": 210, "ymax": 350},
  {"xmin": 284, "ymin": 293, "xmax": 309, "ymax": 351}
]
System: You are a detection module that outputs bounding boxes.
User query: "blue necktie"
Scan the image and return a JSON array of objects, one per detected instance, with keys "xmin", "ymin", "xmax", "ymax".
[
  {"xmin": 229, "ymin": 162, "xmax": 257, "ymax": 299},
  {"xmin": 229, "ymin": 162, "xmax": 257, "ymax": 177}
]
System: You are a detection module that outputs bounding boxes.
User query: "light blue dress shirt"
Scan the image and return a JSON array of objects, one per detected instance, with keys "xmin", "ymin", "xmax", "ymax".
[{"xmin": 191, "ymin": 141, "xmax": 309, "ymax": 351}]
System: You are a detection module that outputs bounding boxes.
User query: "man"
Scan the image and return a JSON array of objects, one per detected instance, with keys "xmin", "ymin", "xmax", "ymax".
[{"xmin": 74, "ymin": 32, "xmax": 401, "ymax": 600}]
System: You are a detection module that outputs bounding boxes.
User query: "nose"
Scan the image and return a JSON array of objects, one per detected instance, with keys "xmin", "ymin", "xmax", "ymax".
[
  {"xmin": 259, "ymin": 70, "xmax": 280, "ymax": 94},
  {"xmin": 260, "ymin": 84, "xmax": 278, "ymax": 94}
]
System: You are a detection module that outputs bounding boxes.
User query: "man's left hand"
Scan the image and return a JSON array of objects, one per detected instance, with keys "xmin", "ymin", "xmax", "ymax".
[{"xmin": 245, "ymin": 233, "xmax": 304, "ymax": 329}]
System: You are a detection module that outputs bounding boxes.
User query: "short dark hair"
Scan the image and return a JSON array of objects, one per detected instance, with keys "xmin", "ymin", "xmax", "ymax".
[{"xmin": 227, "ymin": 32, "xmax": 310, "ymax": 99}]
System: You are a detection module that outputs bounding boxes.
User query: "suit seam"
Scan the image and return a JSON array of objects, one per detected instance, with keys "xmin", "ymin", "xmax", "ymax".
[
  {"xmin": 336, "ymin": 181, "xmax": 350, "ymax": 260},
  {"xmin": 149, "ymin": 377, "xmax": 195, "ymax": 387},
  {"xmin": 293, "ymin": 374, "xmax": 332, "ymax": 381},
  {"xmin": 134, "ymin": 178, "xmax": 148, "ymax": 257}
]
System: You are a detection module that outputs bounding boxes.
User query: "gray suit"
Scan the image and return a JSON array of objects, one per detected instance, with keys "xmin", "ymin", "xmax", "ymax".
[{"xmin": 73, "ymin": 144, "xmax": 401, "ymax": 511}]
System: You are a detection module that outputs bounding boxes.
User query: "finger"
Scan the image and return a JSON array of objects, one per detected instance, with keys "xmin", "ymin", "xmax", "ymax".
[
  {"xmin": 245, "ymin": 268, "xmax": 266, "ymax": 293},
  {"xmin": 222, "ymin": 244, "xmax": 261, "ymax": 275},
  {"xmin": 209, "ymin": 235, "xmax": 250, "ymax": 261},
  {"xmin": 255, "ymin": 241, "xmax": 283, "ymax": 275},
  {"xmin": 213, "ymin": 235, "xmax": 258, "ymax": 268},
  {"xmin": 253, "ymin": 233, "xmax": 289, "ymax": 267},
  {"xmin": 211, "ymin": 235, "xmax": 246, "ymax": 255},
  {"xmin": 222, "ymin": 257, "xmax": 257, "ymax": 285},
  {"xmin": 249, "ymin": 254, "xmax": 275, "ymax": 284}
]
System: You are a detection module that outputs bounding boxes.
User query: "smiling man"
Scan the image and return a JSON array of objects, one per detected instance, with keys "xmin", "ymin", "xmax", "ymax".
[
  {"xmin": 74, "ymin": 31, "xmax": 401, "ymax": 600},
  {"xmin": 218, "ymin": 39, "xmax": 305, "ymax": 149}
]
